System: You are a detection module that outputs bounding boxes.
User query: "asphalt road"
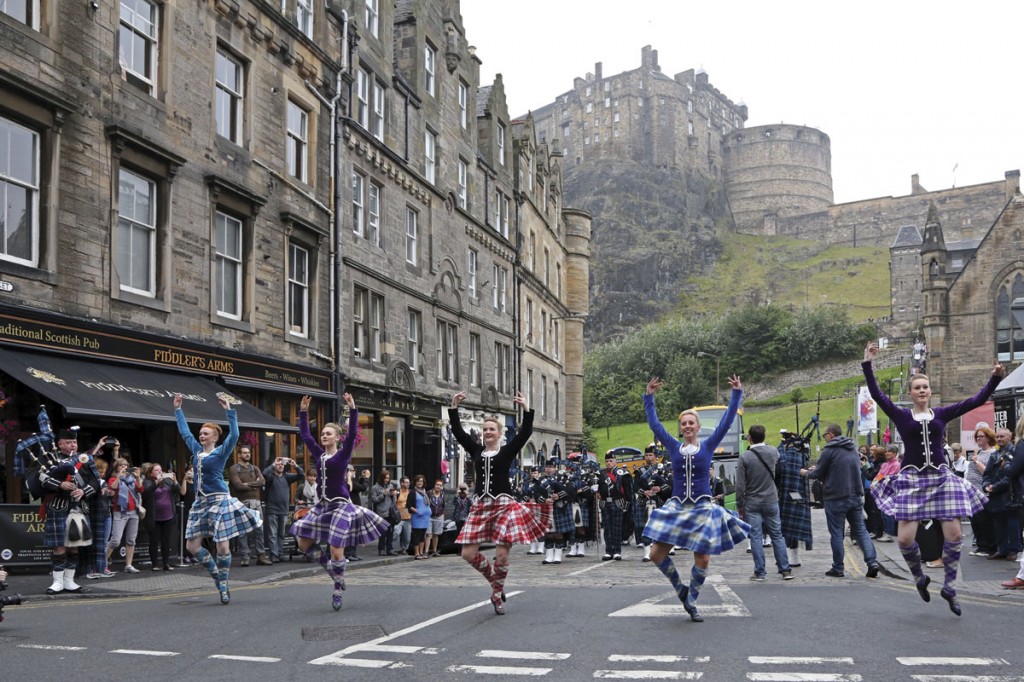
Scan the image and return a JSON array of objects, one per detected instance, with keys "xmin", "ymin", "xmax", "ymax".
[{"xmin": 3, "ymin": 512, "xmax": 1023, "ymax": 682}]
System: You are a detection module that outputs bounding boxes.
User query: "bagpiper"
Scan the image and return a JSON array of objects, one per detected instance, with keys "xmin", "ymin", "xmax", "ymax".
[
  {"xmin": 540, "ymin": 460, "xmax": 572, "ymax": 564},
  {"xmin": 520, "ymin": 466, "xmax": 549, "ymax": 555}
]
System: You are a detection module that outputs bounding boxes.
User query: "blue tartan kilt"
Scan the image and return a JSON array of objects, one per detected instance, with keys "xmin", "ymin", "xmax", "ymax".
[
  {"xmin": 290, "ymin": 498, "xmax": 389, "ymax": 548},
  {"xmin": 643, "ymin": 497, "xmax": 750, "ymax": 555},
  {"xmin": 632, "ymin": 497, "xmax": 650, "ymax": 528},
  {"xmin": 186, "ymin": 494, "xmax": 262, "ymax": 542},
  {"xmin": 44, "ymin": 506, "xmax": 70, "ymax": 547},
  {"xmin": 550, "ymin": 502, "xmax": 575, "ymax": 534},
  {"xmin": 779, "ymin": 497, "xmax": 813, "ymax": 544},
  {"xmin": 575, "ymin": 502, "xmax": 590, "ymax": 529},
  {"xmin": 871, "ymin": 465, "xmax": 986, "ymax": 521}
]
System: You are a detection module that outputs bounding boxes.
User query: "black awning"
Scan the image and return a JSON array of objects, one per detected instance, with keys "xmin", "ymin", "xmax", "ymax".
[{"xmin": 0, "ymin": 347, "xmax": 296, "ymax": 432}]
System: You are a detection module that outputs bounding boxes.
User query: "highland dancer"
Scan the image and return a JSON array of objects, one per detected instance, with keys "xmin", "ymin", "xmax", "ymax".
[
  {"xmin": 174, "ymin": 393, "xmax": 261, "ymax": 604},
  {"xmin": 863, "ymin": 341, "xmax": 1004, "ymax": 616},
  {"xmin": 291, "ymin": 393, "xmax": 389, "ymax": 610},
  {"xmin": 449, "ymin": 390, "xmax": 546, "ymax": 614},
  {"xmin": 643, "ymin": 375, "xmax": 750, "ymax": 623}
]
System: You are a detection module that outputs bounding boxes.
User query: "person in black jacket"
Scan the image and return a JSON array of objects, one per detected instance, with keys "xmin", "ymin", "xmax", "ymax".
[
  {"xmin": 996, "ymin": 416, "xmax": 1024, "ymax": 589},
  {"xmin": 448, "ymin": 390, "xmax": 545, "ymax": 615}
]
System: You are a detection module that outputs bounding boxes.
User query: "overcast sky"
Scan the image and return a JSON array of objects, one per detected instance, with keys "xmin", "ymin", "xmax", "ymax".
[{"xmin": 460, "ymin": 0, "xmax": 1023, "ymax": 205}]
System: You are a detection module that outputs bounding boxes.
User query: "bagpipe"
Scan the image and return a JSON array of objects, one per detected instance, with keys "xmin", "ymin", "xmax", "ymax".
[{"xmin": 13, "ymin": 407, "xmax": 60, "ymax": 500}]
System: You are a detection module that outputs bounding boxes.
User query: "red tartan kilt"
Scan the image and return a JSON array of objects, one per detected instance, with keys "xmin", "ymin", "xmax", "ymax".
[
  {"xmin": 525, "ymin": 500, "xmax": 553, "ymax": 533},
  {"xmin": 456, "ymin": 495, "xmax": 546, "ymax": 546}
]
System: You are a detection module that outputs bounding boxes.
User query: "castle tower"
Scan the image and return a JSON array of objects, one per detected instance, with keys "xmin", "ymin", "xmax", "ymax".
[
  {"xmin": 721, "ymin": 124, "xmax": 834, "ymax": 235},
  {"xmin": 920, "ymin": 202, "xmax": 950, "ymax": 402},
  {"xmin": 562, "ymin": 208, "xmax": 592, "ymax": 447}
]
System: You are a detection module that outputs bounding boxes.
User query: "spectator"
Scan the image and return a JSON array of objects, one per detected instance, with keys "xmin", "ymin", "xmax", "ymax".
[
  {"xmin": 427, "ymin": 479, "xmax": 447, "ymax": 557},
  {"xmin": 710, "ymin": 465, "xmax": 726, "ymax": 506},
  {"xmin": 999, "ymin": 415, "xmax": 1024, "ymax": 590},
  {"xmin": 408, "ymin": 475, "xmax": 431, "ymax": 559},
  {"xmin": 863, "ymin": 446, "xmax": 885, "ymax": 539},
  {"xmin": 296, "ymin": 469, "xmax": 319, "ymax": 517},
  {"xmin": 966, "ymin": 427, "xmax": 997, "ymax": 557},
  {"xmin": 735, "ymin": 424, "xmax": 792, "ymax": 581},
  {"xmin": 84, "ymin": 454, "xmax": 116, "ymax": 579},
  {"xmin": 846, "ymin": 416, "xmax": 855, "ymax": 438},
  {"xmin": 949, "ymin": 443, "xmax": 968, "ymax": 478},
  {"xmin": 981, "ymin": 428, "xmax": 1021, "ymax": 561},
  {"xmin": 142, "ymin": 463, "xmax": 180, "ymax": 571},
  {"xmin": 179, "ymin": 466, "xmax": 197, "ymax": 564},
  {"xmin": 452, "ymin": 483, "xmax": 474, "ymax": 536},
  {"xmin": 395, "ymin": 476, "xmax": 412, "ymax": 553},
  {"xmin": 106, "ymin": 458, "xmax": 143, "ymax": 573},
  {"xmin": 873, "ymin": 445, "xmax": 901, "ymax": 543},
  {"xmin": 228, "ymin": 446, "xmax": 269, "ymax": 567},
  {"xmin": 345, "ymin": 464, "xmax": 366, "ymax": 562},
  {"xmin": 262, "ymin": 456, "xmax": 304, "ymax": 562},
  {"xmin": 370, "ymin": 470, "xmax": 399, "ymax": 556},
  {"xmin": 357, "ymin": 469, "xmax": 372, "ymax": 508}
]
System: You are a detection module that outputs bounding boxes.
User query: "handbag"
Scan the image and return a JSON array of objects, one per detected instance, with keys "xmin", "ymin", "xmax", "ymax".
[
  {"xmin": 388, "ymin": 504, "xmax": 401, "ymax": 525},
  {"xmin": 136, "ymin": 503, "xmax": 146, "ymax": 520}
]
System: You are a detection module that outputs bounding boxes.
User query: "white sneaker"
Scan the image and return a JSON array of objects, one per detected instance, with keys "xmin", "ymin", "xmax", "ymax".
[
  {"xmin": 124, "ymin": 565, "xmax": 140, "ymax": 574},
  {"xmin": 98, "ymin": 570, "xmax": 117, "ymax": 578},
  {"xmin": 85, "ymin": 572, "xmax": 102, "ymax": 580}
]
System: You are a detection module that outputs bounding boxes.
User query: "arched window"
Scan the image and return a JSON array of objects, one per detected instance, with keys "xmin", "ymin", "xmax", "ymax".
[
  {"xmin": 995, "ymin": 271, "xmax": 1024, "ymax": 362},
  {"xmin": 929, "ymin": 259, "xmax": 940, "ymax": 280}
]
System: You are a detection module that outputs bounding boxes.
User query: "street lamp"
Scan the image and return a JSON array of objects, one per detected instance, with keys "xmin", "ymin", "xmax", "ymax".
[{"xmin": 697, "ymin": 351, "xmax": 720, "ymax": 403}]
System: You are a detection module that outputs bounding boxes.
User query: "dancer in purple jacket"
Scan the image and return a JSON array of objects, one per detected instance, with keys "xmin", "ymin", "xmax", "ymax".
[{"xmin": 863, "ymin": 341, "xmax": 1004, "ymax": 615}]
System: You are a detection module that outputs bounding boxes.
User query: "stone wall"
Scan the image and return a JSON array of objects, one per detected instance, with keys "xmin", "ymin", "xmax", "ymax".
[{"xmin": 742, "ymin": 350, "xmax": 904, "ymax": 402}]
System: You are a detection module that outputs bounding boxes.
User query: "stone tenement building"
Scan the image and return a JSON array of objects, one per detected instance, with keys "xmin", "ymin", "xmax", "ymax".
[
  {"xmin": 528, "ymin": 46, "xmax": 1021, "ymax": 344},
  {"xmin": 0, "ymin": 0, "xmax": 590, "ymax": 502}
]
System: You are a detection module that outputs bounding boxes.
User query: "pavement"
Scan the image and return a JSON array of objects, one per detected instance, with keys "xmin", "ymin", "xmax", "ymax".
[{"xmin": 4, "ymin": 510, "xmax": 1022, "ymax": 602}]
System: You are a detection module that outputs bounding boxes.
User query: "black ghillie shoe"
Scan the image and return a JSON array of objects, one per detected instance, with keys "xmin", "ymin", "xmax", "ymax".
[
  {"xmin": 490, "ymin": 591, "xmax": 505, "ymax": 615},
  {"xmin": 219, "ymin": 584, "xmax": 230, "ymax": 605},
  {"xmin": 940, "ymin": 588, "xmax": 961, "ymax": 617},
  {"xmin": 683, "ymin": 601, "xmax": 703, "ymax": 623},
  {"xmin": 916, "ymin": 575, "xmax": 931, "ymax": 603},
  {"xmin": 332, "ymin": 592, "xmax": 342, "ymax": 611}
]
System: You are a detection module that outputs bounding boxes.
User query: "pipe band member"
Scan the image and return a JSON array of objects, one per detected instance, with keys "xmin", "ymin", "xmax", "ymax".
[
  {"xmin": 643, "ymin": 375, "xmax": 750, "ymax": 623},
  {"xmin": 449, "ymin": 390, "xmax": 545, "ymax": 615},
  {"xmin": 291, "ymin": 393, "xmax": 388, "ymax": 611},
  {"xmin": 174, "ymin": 393, "xmax": 261, "ymax": 605},
  {"xmin": 863, "ymin": 341, "xmax": 1004, "ymax": 616}
]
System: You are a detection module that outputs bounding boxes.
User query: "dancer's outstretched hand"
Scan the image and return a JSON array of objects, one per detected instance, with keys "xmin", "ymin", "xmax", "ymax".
[{"xmin": 646, "ymin": 377, "xmax": 664, "ymax": 395}]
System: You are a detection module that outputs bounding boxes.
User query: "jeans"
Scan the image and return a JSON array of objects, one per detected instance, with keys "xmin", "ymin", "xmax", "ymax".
[
  {"xmin": 883, "ymin": 513, "xmax": 897, "ymax": 536},
  {"xmin": 993, "ymin": 509, "xmax": 1022, "ymax": 556},
  {"xmin": 397, "ymin": 518, "xmax": 412, "ymax": 551},
  {"xmin": 744, "ymin": 501, "xmax": 791, "ymax": 575},
  {"xmin": 235, "ymin": 500, "xmax": 266, "ymax": 559},
  {"xmin": 824, "ymin": 494, "xmax": 878, "ymax": 572},
  {"xmin": 266, "ymin": 512, "xmax": 289, "ymax": 559}
]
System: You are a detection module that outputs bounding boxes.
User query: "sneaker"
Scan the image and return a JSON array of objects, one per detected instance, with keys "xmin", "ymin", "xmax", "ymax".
[
  {"xmin": 124, "ymin": 565, "xmax": 140, "ymax": 574},
  {"xmin": 780, "ymin": 570, "xmax": 795, "ymax": 580},
  {"xmin": 85, "ymin": 572, "xmax": 102, "ymax": 580},
  {"xmin": 825, "ymin": 569, "xmax": 844, "ymax": 577},
  {"xmin": 866, "ymin": 563, "xmax": 880, "ymax": 579},
  {"xmin": 99, "ymin": 569, "xmax": 116, "ymax": 578},
  {"xmin": 270, "ymin": 555, "xmax": 281, "ymax": 563},
  {"xmin": 877, "ymin": 535, "xmax": 894, "ymax": 543},
  {"xmin": 968, "ymin": 550, "xmax": 989, "ymax": 557},
  {"xmin": 750, "ymin": 574, "xmax": 767, "ymax": 582}
]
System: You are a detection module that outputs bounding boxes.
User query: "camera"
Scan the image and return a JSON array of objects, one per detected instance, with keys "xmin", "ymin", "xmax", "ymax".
[
  {"xmin": 0, "ymin": 567, "xmax": 24, "ymax": 623},
  {"xmin": 105, "ymin": 437, "xmax": 117, "ymax": 445}
]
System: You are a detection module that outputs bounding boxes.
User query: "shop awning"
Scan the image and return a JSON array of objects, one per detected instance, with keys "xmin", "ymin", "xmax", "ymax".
[{"xmin": 0, "ymin": 347, "xmax": 297, "ymax": 432}]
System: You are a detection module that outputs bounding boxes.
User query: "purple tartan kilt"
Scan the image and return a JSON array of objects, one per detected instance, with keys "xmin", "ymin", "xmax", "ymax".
[
  {"xmin": 871, "ymin": 465, "xmax": 986, "ymax": 521},
  {"xmin": 290, "ymin": 498, "xmax": 389, "ymax": 548},
  {"xmin": 643, "ymin": 497, "xmax": 750, "ymax": 555},
  {"xmin": 186, "ymin": 494, "xmax": 262, "ymax": 542},
  {"xmin": 456, "ymin": 495, "xmax": 546, "ymax": 546}
]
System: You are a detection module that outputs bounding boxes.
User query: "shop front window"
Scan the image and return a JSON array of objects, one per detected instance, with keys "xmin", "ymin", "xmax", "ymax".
[
  {"xmin": 351, "ymin": 412, "xmax": 375, "ymax": 474},
  {"xmin": 383, "ymin": 414, "xmax": 405, "ymax": 479}
]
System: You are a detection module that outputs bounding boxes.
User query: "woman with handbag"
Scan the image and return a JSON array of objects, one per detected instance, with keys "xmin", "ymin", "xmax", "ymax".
[
  {"xmin": 106, "ymin": 458, "xmax": 144, "ymax": 573},
  {"xmin": 371, "ymin": 471, "xmax": 400, "ymax": 555},
  {"xmin": 142, "ymin": 463, "xmax": 180, "ymax": 571},
  {"xmin": 290, "ymin": 394, "xmax": 389, "ymax": 610}
]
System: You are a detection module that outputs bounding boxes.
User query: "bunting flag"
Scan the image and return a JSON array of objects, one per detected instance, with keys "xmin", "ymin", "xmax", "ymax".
[{"xmin": 856, "ymin": 386, "xmax": 878, "ymax": 435}]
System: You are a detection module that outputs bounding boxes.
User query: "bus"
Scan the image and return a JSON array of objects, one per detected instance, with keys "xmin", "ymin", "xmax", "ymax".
[{"xmin": 678, "ymin": 405, "xmax": 745, "ymax": 493}]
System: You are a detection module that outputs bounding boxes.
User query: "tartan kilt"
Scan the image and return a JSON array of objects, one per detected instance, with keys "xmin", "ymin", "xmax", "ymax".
[
  {"xmin": 43, "ymin": 506, "xmax": 70, "ymax": 547},
  {"xmin": 644, "ymin": 497, "xmax": 750, "ymax": 555},
  {"xmin": 574, "ymin": 502, "xmax": 591, "ymax": 529},
  {"xmin": 525, "ymin": 500, "xmax": 552, "ymax": 532},
  {"xmin": 290, "ymin": 498, "xmax": 389, "ymax": 548},
  {"xmin": 871, "ymin": 465, "xmax": 986, "ymax": 521},
  {"xmin": 632, "ymin": 497, "xmax": 651, "ymax": 528},
  {"xmin": 456, "ymin": 494, "xmax": 546, "ymax": 546},
  {"xmin": 549, "ymin": 502, "xmax": 575, "ymax": 534},
  {"xmin": 779, "ymin": 497, "xmax": 813, "ymax": 544},
  {"xmin": 186, "ymin": 494, "xmax": 262, "ymax": 542}
]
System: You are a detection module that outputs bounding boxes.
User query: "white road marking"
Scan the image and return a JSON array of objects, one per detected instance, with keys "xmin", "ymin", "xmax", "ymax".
[
  {"xmin": 898, "ymin": 658, "xmax": 1009, "ymax": 666},
  {"xmin": 594, "ymin": 671, "xmax": 703, "ymax": 680},
  {"xmin": 448, "ymin": 664, "xmax": 553, "ymax": 675},
  {"xmin": 109, "ymin": 649, "xmax": 180, "ymax": 657},
  {"xmin": 479, "ymin": 650, "xmax": 571, "ymax": 660},
  {"xmin": 208, "ymin": 655, "xmax": 281, "ymax": 663},
  {"xmin": 749, "ymin": 658, "xmax": 855, "ymax": 665},
  {"xmin": 910, "ymin": 677, "xmax": 1024, "ymax": 682},
  {"xmin": 746, "ymin": 674, "xmax": 862, "ymax": 681},
  {"xmin": 609, "ymin": 576, "xmax": 749, "ymax": 618},
  {"xmin": 17, "ymin": 644, "xmax": 87, "ymax": 651},
  {"xmin": 567, "ymin": 562, "xmax": 608, "ymax": 576},
  {"xmin": 609, "ymin": 655, "xmax": 710, "ymax": 663},
  {"xmin": 313, "ymin": 657, "xmax": 395, "ymax": 668},
  {"xmin": 309, "ymin": 590, "xmax": 525, "ymax": 666}
]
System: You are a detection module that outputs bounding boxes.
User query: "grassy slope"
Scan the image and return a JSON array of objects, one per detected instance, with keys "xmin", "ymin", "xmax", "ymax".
[
  {"xmin": 593, "ymin": 367, "xmax": 901, "ymax": 459},
  {"xmin": 679, "ymin": 226, "xmax": 891, "ymax": 321}
]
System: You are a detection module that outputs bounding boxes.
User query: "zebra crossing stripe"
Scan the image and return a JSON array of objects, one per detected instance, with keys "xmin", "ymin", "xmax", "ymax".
[
  {"xmin": 593, "ymin": 671, "xmax": 703, "ymax": 680},
  {"xmin": 909, "ymin": 677, "xmax": 1024, "ymax": 682},
  {"xmin": 609, "ymin": 655, "xmax": 711, "ymax": 663},
  {"xmin": 745, "ymin": 674, "xmax": 862, "ymax": 681},
  {"xmin": 478, "ymin": 650, "xmax": 572, "ymax": 660},
  {"xmin": 897, "ymin": 658, "xmax": 1009, "ymax": 666},
  {"xmin": 447, "ymin": 664, "xmax": 553, "ymax": 675},
  {"xmin": 749, "ymin": 657, "xmax": 855, "ymax": 665}
]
